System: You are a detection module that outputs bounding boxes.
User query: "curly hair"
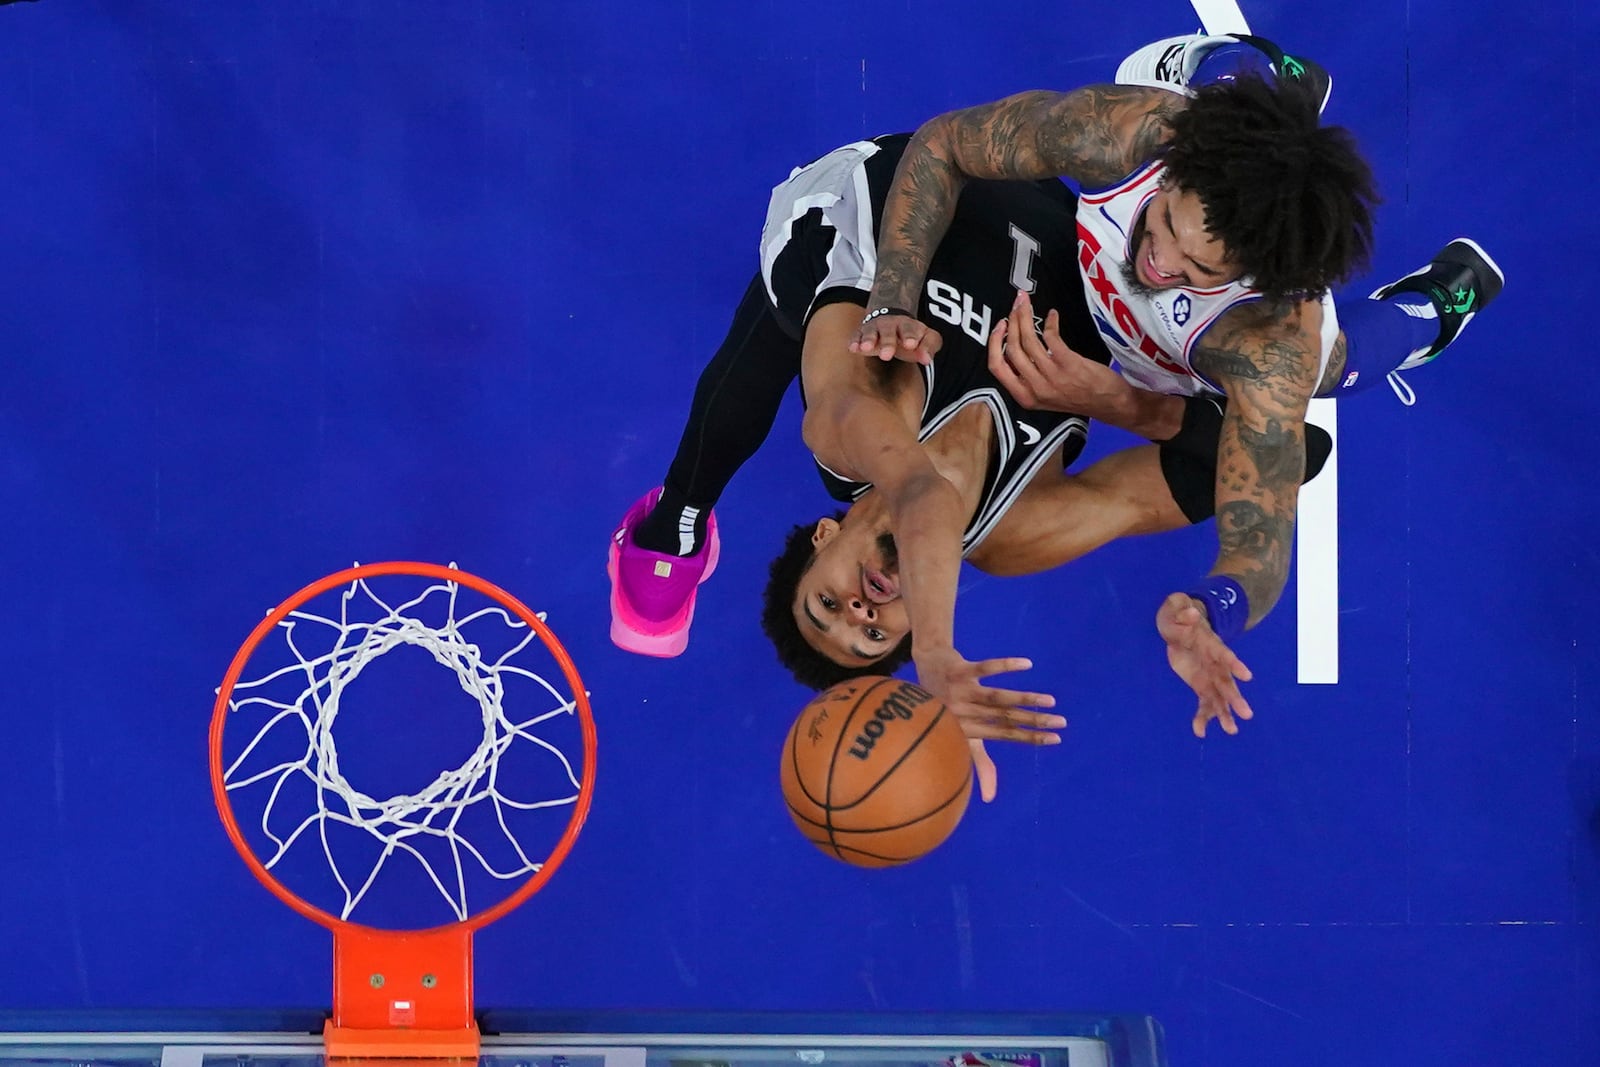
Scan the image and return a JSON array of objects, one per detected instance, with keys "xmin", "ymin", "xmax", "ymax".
[
  {"xmin": 1162, "ymin": 75, "xmax": 1378, "ymax": 301},
  {"xmin": 759, "ymin": 515, "xmax": 914, "ymax": 691}
]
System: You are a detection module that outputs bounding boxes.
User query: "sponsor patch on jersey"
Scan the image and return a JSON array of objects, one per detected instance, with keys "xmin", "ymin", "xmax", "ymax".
[
  {"xmin": 1342, "ymin": 370, "xmax": 1360, "ymax": 389},
  {"xmin": 1172, "ymin": 292, "xmax": 1192, "ymax": 325}
]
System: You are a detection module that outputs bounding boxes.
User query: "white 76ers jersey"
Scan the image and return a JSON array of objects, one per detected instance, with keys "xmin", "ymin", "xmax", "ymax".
[{"xmin": 1076, "ymin": 160, "xmax": 1338, "ymax": 397}]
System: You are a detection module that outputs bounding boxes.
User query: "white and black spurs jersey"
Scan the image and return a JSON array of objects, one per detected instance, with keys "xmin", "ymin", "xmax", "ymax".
[{"xmin": 759, "ymin": 134, "xmax": 1111, "ymax": 556}]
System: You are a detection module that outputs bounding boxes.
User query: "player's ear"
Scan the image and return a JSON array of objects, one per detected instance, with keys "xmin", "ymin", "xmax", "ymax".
[{"xmin": 810, "ymin": 517, "xmax": 841, "ymax": 548}]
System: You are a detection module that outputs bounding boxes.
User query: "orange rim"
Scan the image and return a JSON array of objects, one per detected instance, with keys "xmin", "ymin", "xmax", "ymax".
[{"xmin": 209, "ymin": 561, "xmax": 597, "ymax": 937}]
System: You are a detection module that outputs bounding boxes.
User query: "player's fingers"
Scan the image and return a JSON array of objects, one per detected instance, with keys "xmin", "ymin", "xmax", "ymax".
[
  {"xmin": 970, "ymin": 655, "xmax": 1035, "ymax": 678},
  {"xmin": 1218, "ymin": 704, "xmax": 1239, "ymax": 735},
  {"xmin": 969, "ymin": 740, "xmax": 998, "ymax": 803},
  {"xmin": 865, "ymin": 321, "xmax": 905, "ymax": 361},
  {"xmin": 848, "ymin": 322, "xmax": 883, "ymax": 355},
  {"xmin": 950, "ymin": 699, "xmax": 1064, "ymax": 730},
  {"xmin": 993, "ymin": 314, "xmax": 1034, "ymax": 374},
  {"xmin": 1007, "ymin": 299, "xmax": 1048, "ymax": 363},
  {"xmin": 899, "ymin": 328, "xmax": 931, "ymax": 365},
  {"xmin": 1041, "ymin": 309, "xmax": 1081, "ymax": 367},
  {"xmin": 892, "ymin": 319, "xmax": 941, "ymax": 363},
  {"xmin": 1042, "ymin": 308, "xmax": 1063, "ymax": 345},
  {"xmin": 897, "ymin": 325, "xmax": 938, "ymax": 364},
  {"xmin": 1230, "ymin": 689, "xmax": 1255, "ymax": 722},
  {"xmin": 982, "ymin": 690, "xmax": 1061, "ymax": 718},
  {"xmin": 963, "ymin": 720, "xmax": 1063, "ymax": 745},
  {"xmin": 1192, "ymin": 690, "xmax": 1233, "ymax": 737},
  {"xmin": 987, "ymin": 318, "xmax": 1007, "ymax": 359},
  {"xmin": 1002, "ymin": 338, "xmax": 1050, "ymax": 401},
  {"xmin": 964, "ymin": 702, "xmax": 1066, "ymax": 729},
  {"xmin": 1159, "ymin": 592, "xmax": 1204, "ymax": 634},
  {"xmin": 987, "ymin": 321, "xmax": 1032, "ymax": 399}
]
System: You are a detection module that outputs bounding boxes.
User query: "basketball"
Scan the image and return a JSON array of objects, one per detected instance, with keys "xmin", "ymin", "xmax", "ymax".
[{"xmin": 780, "ymin": 675, "xmax": 973, "ymax": 867}]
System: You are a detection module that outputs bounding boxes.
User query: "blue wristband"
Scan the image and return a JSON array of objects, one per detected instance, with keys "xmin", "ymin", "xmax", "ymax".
[{"xmin": 1185, "ymin": 576, "xmax": 1249, "ymax": 642}]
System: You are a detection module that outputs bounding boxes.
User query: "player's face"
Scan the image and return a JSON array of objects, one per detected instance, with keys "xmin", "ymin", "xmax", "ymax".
[
  {"xmin": 1129, "ymin": 184, "xmax": 1241, "ymax": 291},
  {"xmin": 792, "ymin": 517, "xmax": 911, "ymax": 668}
]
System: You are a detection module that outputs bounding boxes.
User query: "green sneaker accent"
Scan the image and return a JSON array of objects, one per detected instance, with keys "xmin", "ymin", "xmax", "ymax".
[
  {"xmin": 1446, "ymin": 286, "xmax": 1477, "ymax": 314},
  {"xmin": 1280, "ymin": 54, "xmax": 1307, "ymax": 79}
]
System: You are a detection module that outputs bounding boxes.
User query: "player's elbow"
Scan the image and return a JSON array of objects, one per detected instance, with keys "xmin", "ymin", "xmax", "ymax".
[
  {"xmin": 883, "ymin": 466, "xmax": 962, "ymax": 522},
  {"xmin": 800, "ymin": 407, "xmax": 841, "ymax": 458}
]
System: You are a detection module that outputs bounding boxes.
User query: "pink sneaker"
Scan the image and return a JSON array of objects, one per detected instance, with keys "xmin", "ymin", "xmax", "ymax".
[{"xmin": 607, "ymin": 488, "xmax": 721, "ymax": 657}]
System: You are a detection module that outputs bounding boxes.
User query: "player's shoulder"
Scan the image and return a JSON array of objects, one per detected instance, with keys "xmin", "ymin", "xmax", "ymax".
[
  {"xmin": 1195, "ymin": 297, "xmax": 1326, "ymax": 386},
  {"xmin": 1210, "ymin": 294, "xmax": 1324, "ymax": 339}
]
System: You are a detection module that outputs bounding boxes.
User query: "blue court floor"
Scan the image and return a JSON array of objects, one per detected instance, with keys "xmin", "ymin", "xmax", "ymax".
[{"xmin": 2, "ymin": 2, "xmax": 1595, "ymax": 1065}]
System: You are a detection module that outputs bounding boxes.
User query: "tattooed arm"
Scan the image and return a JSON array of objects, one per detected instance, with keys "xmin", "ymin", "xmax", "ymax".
[
  {"xmin": 1157, "ymin": 298, "xmax": 1324, "ymax": 739},
  {"xmin": 1190, "ymin": 299, "xmax": 1323, "ymax": 624},
  {"xmin": 850, "ymin": 86, "xmax": 1188, "ymax": 362}
]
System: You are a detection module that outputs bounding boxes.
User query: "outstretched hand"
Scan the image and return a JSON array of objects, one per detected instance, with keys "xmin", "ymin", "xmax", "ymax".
[
  {"xmin": 988, "ymin": 291, "xmax": 1129, "ymax": 414},
  {"xmin": 1156, "ymin": 592, "xmax": 1255, "ymax": 738},
  {"xmin": 912, "ymin": 647, "xmax": 1064, "ymax": 803},
  {"xmin": 848, "ymin": 310, "xmax": 942, "ymax": 365}
]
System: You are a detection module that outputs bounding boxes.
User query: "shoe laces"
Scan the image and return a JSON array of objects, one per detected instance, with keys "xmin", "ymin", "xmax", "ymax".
[{"xmin": 1386, "ymin": 370, "xmax": 1418, "ymax": 406}]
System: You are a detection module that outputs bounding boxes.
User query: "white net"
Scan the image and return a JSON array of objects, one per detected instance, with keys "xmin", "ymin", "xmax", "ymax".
[{"xmin": 219, "ymin": 567, "xmax": 587, "ymax": 924}]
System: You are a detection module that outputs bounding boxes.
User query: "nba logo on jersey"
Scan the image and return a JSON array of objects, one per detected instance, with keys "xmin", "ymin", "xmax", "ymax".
[{"xmin": 1171, "ymin": 293, "xmax": 1191, "ymax": 325}]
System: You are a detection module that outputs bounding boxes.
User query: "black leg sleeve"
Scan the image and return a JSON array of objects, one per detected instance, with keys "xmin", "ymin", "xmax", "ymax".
[{"xmin": 660, "ymin": 272, "xmax": 803, "ymax": 506}]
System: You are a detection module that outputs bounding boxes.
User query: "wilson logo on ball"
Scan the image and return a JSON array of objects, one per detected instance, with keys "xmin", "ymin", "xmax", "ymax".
[{"xmin": 846, "ymin": 681, "xmax": 933, "ymax": 760}]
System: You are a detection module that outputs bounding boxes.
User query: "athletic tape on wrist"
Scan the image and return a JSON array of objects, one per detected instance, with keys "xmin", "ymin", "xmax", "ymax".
[{"xmin": 1185, "ymin": 575, "xmax": 1249, "ymax": 642}]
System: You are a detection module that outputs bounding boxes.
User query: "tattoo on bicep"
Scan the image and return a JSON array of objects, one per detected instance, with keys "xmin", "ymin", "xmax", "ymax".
[
  {"xmin": 1317, "ymin": 334, "xmax": 1348, "ymax": 395},
  {"xmin": 1192, "ymin": 343, "xmax": 1263, "ymax": 385},
  {"xmin": 1124, "ymin": 93, "xmax": 1185, "ymax": 162},
  {"xmin": 948, "ymin": 87, "xmax": 1180, "ymax": 188},
  {"xmin": 1195, "ymin": 338, "xmax": 1318, "ymax": 412},
  {"xmin": 1050, "ymin": 87, "xmax": 1182, "ymax": 187}
]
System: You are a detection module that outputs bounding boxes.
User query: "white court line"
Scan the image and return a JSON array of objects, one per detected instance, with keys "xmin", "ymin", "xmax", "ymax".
[
  {"xmin": 1297, "ymin": 398, "xmax": 1339, "ymax": 683},
  {"xmin": 1189, "ymin": 0, "xmax": 1252, "ymax": 35},
  {"xmin": 1188, "ymin": 0, "xmax": 1340, "ymax": 684}
]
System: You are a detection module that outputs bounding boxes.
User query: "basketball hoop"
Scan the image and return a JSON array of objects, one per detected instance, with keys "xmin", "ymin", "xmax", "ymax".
[{"xmin": 209, "ymin": 562, "xmax": 597, "ymax": 1060}]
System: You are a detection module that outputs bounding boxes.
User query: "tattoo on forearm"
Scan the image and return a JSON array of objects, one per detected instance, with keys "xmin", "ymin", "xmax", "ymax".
[
  {"xmin": 874, "ymin": 139, "xmax": 962, "ymax": 311},
  {"xmin": 1215, "ymin": 499, "xmax": 1295, "ymax": 618},
  {"xmin": 1191, "ymin": 301, "xmax": 1325, "ymax": 625}
]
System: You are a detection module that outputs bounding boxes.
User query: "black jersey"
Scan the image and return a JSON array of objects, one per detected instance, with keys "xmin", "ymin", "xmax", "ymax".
[{"xmin": 758, "ymin": 135, "xmax": 1109, "ymax": 555}]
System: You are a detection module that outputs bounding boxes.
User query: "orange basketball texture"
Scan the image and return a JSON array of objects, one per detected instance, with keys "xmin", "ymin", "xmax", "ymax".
[{"xmin": 780, "ymin": 676, "xmax": 972, "ymax": 867}]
